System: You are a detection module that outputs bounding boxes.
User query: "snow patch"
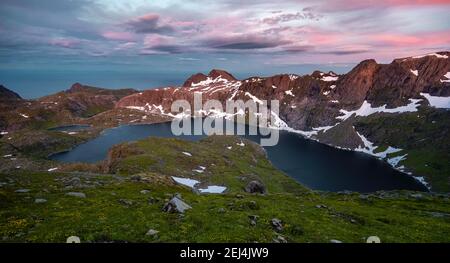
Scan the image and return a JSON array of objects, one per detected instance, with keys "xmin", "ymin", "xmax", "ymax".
[
  {"xmin": 236, "ymin": 141, "xmax": 245, "ymax": 147},
  {"xmin": 269, "ymin": 111, "xmax": 318, "ymax": 138},
  {"xmin": 312, "ymin": 125, "xmax": 337, "ymax": 133},
  {"xmin": 199, "ymin": 185, "xmax": 227, "ymax": 193},
  {"xmin": 48, "ymin": 167, "xmax": 58, "ymax": 172},
  {"xmin": 440, "ymin": 72, "xmax": 450, "ymax": 83},
  {"xmin": 172, "ymin": 176, "xmax": 199, "ymax": 188},
  {"xmin": 285, "ymin": 89, "xmax": 295, "ymax": 97},
  {"xmin": 410, "ymin": 53, "xmax": 448, "ymax": 59},
  {"xmin": 337, "ymin": 99, "xmax": 422, "ymax": 121},
  {"xmin": 321, "ymin": 76, "xmax": 338, "ymax": 82},
  {"xmin": 245, "ymin": 92, "xmax": 263, "ymax": 105},
  {"xmin": 354, "ymin": 130, "xmax": 403, "ymax": 160},
  {"xmin": 19, "ymin": 113, "xmax": 29, "ymax": 118},
  {"xmin": 172, "ymin": 176, "xmax": 226, "ymax": 193},
  {"xmin": 192, "ymin": 166, "xmax": 206, "ymax": 173},
  {"xmin": 420, "ymin": 93, "xmax": 450, "ymax": 109},
  {"xmin": 182, "ymin": 152, "xmax": 192, "ymax": 157},
  {"xmin": 289, "ymin": 74, "xmax": 299, "ymax": 81},
  {"xmin": 387, "ymin": 154, "xmax": 407, "ymax": 167},
  {"xmin": 410, "ymin": 69, "xmax": 418, "ymax": 76},
  {"xmin": 413, "ymin": 176, "xmax": 430, "ymax": 189}
]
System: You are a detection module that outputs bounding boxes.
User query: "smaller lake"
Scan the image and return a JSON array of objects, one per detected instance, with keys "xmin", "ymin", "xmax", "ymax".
[{"xmin": 50, "ymin": 120, "xmax": 427, "ymax": 193}]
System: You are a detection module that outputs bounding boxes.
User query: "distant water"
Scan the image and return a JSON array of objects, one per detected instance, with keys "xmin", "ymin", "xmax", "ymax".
[
  {"xmin": 0, "ymin": 64, "xmax": 354, "ymax": 99},
  {"xmin": 0, "ymin": 70, "xmax": 188, "ymax": 99},
  {"xmin": 51, "ymin": 120, "xmax": 427, "ymax": 193}
]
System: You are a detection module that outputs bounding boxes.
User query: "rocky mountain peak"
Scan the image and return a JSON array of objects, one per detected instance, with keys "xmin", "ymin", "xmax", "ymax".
[
  {"xmin": 334, "ymin": 59, "xmax": 379, "ymax": 106},
  {"xmin": 183, "ymin": 69, "xmax": 236, "ymax": 87},
  {"xmin": 208, "ymin": 69, "xmax": 236, "ymax": 81},
  {"xmin": 67, "ymin": 82, "xmax": 86, "ymax": 93}
]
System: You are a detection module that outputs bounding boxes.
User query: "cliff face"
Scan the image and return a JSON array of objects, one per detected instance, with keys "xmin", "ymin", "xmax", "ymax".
[{"xmin": 116, "ymin": 52, "xmax": 450, "ymax": 131}]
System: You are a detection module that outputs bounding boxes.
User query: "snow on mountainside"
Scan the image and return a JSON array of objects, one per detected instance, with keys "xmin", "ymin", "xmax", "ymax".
[
  {"xmin": 115, "ymin": 51, "xmax": 450, "ymax": 191},
  {"xmin": 117, "ymin": 51, "xmax": 450, "ymax": 131}
]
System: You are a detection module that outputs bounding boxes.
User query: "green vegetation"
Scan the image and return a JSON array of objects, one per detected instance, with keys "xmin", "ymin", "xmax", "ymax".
[
  {"xmin": 107, "ymin": 136, "xmax": 302, "ymax": 194},
  {"xmin": 354, "ymin": 107, "xmax": 450, "ymax": 192},
  {"xmin": 0, "ymin": 136, "xmax": 449, "ymax": 243},
  {"xmin": 1, "ymin": 171, "xmax": 449, "ymax": 243}
]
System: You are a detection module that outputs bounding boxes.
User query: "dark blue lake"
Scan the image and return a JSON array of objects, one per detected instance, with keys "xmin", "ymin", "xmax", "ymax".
[{"xmin": 50, "ymin": 120, "xmax": 427, "ymax": 193}]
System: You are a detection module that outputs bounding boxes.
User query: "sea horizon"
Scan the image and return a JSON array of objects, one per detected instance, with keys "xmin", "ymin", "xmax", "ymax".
[{"xmin": 1, "ymin": 64, "xmax": 355, "ymax": 99}]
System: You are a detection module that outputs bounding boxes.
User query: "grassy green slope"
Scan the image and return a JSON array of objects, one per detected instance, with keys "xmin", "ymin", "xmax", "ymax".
[
  {"xmin": 354, "ymin": 107, "xmax": 450, "ymax": 192},
  {"xmin": 1, "ymin": 136, "xmax": 449, "ymax": 243}
]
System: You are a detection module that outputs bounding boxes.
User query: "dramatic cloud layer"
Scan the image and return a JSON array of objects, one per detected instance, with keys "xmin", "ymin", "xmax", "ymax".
[{"xmin": 0, "ymin": 0, "xmax": 449, "ymax": 70}]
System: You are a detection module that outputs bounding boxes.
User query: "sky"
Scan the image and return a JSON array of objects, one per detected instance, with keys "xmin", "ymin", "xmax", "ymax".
[{"xmin": 1, "ymin": 0, "xmax": 450, "ymax": 97}]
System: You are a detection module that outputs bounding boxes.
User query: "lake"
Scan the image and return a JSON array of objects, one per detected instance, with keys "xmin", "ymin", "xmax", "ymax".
[{"xmin": 50, "ymin": 119, "xmax": 427, "ymax": 193}]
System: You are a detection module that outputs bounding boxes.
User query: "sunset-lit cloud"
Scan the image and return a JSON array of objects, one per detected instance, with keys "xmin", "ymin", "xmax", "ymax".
[{"xmin": 0, "ymin": 0, "xmax": 449, "ymax": 70}]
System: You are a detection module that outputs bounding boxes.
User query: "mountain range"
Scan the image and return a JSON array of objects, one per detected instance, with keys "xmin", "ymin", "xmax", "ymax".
[
  {"xmin": 0, "ymin": 52, "xmax": 449, "ymax": 192},
  {"xmin": 115, "ymin": 52, "xmax": 450, "ymax": 192}
]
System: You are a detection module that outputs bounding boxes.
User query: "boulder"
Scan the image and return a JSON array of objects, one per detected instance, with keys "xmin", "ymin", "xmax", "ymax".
[
  {"xmin": 65, "ymin": 177, "xmax": 81, "ymax": 187},
  {"xmin": 162, "ymin": 196, "xmax": 192, "ymax": 213},
  {"xmin": 244, "ymin": 181, "xmax": 266, "ymax": 194},
  {"xmin": 273, "ymin": 235, "xmax": 287, "ymax": 243},
  {"xmin": 146, "ymin": 229, "xmax": 159, "ymax": 236},
  {"xmin": 65, "ymin": 192, "xmax": 86, "ymax": 198},
  {"xmin": 15, "ymin": 189, "xmax": 30, "ymax": 193},
  {"xmin": 271, "ymin": 218, "xmax": 283, "ymax": 232},
  {"xmin": 118, "ymin": 199, "xmax": 133, "ymax": 206},
  {"xmin": 34, "ymin": 198, "xmax": 47, "ymax": 204},
  {"xmin": 249, "ymin": 215, "xmax": 259, "ymax": 226}
]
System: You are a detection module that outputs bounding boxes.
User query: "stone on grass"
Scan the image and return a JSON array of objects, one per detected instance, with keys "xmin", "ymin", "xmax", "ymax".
[
  {"xmin": 271, "ymin": 218, "xmax": 283, "ymax": 232},
  {"xmin": 273, "ymin": 235, "xmax": 287, "ymax": 243},
  {"xmin": 34, "ymin": 198, "xmax": 47, "ymax": 204},
  {"xmin": 244, "ymin": 181, "xmax": 266, "ymax": 194},
  {"xmin": 15, "ymin": 189, "xmax": 30, "ymax": 193},
  {"xmin": 65, "ymin": 192, "xmax": 86, "ymax": 198},
  {"xmin": 146, "ymin": 229, "xmax": 159, "ymax": 236},
  {"xmin": 118, "ymin": 199, "xmax": 133, "ymax": 206},
  {"xmin": 162, "ymin": 196, "xmax": 191, "ymax": 213}
]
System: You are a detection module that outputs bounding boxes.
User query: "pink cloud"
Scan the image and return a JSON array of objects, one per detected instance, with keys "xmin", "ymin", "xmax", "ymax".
[
  {"xmin": 370, "ymin": 30, "xmax": 450, "ymax": 47},
  {"xmin": 126, "ymin": 13, "xmax": 174, "ymax": 34},
  {"xmin": 316, "ymin": 0, "xmax": 450, "ymax": 12},
  {"xmin": 114, "ymin": 42, "xmax": 137, "ymax": 51},
  {"xmin": 143, "ymin": 35, "xmax": 174, "ymax": 47},
  {"xmin": 102, "ymin": 31, "xmax": 135, "ymax": 42},
  {"xmin": 49, "ymin": 38, "xmax": 80, "ymax": 49}
]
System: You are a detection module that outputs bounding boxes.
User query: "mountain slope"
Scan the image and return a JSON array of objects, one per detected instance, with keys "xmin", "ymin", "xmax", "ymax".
[
  {"xmin": 0, "ymin": 83, "xmax": 139, "ymax": 131},
  {"xmin": 115, "ymin": 52, "xmax": 450, "ymax": 192}
]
